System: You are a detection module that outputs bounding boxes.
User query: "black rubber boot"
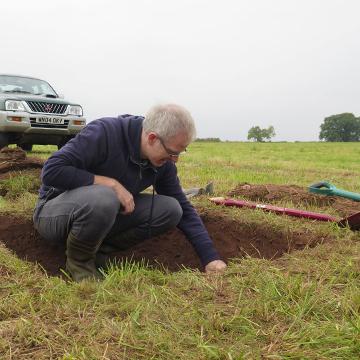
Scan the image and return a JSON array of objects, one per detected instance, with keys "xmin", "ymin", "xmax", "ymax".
[
  {"xmin": 66, "ymin": 232, "xmax": 104, "ymax": 282},
  {"xmin": 95, "ymin": 243, "xmax": 118, "ymax": 270},
  {"xmin": 95, "ymin": 228, "xmax": 145, "ymax": 270}
]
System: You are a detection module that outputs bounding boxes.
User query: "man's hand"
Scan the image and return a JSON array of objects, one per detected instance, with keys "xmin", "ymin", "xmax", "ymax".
[
  {"xmin": 205, "ymin": 260, "xmax": 227, "ymax": 274},
  {"xmin": 94, "ymin": 175, "xmax": 135, "ymax": 214},
  {"xmin": 113, "ymin": 182, "xmax": 135, "ymax": 215}
]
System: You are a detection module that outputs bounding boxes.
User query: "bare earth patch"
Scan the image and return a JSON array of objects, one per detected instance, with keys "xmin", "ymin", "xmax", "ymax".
[
  {"xmin": 0, "ymin": 147, "xmax": 44, "ymax": 178},
  {"xmin": 0, "ymin": 209, "xmax": 332, "ymax": 277}
]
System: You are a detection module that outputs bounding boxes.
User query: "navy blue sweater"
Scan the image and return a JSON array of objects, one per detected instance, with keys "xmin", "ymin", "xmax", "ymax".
[{"xmin": 40, "ymin": 115, "xmax": 220, "ymax": 266}]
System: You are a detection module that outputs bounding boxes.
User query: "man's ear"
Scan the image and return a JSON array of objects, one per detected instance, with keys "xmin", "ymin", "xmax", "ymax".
[{"xmin": 147, "ymin": 132, "xmax": 157, "ymax": 144}]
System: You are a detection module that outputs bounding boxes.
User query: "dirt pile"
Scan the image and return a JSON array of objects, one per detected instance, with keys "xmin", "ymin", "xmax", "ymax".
[
  {"xmin": 0, "ymin": 147, "xmax": 44, "ymax": 176},
  {"xmin": 228, "ymin": 183, "xmax": 360, "ymax": 217}
]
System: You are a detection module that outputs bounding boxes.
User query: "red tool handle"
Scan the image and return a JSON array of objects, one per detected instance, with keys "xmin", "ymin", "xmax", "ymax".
[{"xmin": 210, "ymin": 197, "xmax": 338, "ymax": 222}]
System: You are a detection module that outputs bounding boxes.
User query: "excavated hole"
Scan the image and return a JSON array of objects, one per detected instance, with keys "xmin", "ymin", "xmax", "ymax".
[{"xmin": 0, "ymin": 211, "xmax": 334, "ymax": 277}]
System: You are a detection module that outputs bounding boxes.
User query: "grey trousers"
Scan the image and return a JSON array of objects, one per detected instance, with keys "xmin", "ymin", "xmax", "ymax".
[{"xmin": 33, "ymin": 185, "xmax": 183, "ymax": 251}]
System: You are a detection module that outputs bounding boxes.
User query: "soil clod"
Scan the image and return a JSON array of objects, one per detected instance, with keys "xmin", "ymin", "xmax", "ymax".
[{"xmin": 0, "ymin": 147, "xmax": 44, "ymax": 174}]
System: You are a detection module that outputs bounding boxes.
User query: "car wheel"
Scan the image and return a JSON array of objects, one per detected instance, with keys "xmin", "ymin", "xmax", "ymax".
[
  {"xmin": 57, "ymin": 136, "xmax": 73, "ymax": 150},
  {"xmin": 18, "ymin": 143, "xmax": 33, "ymax": 151},
  {"xmin": 0, "ymin": 133, "xmax": 9, "ymax": 150},
  {"xmin": 57, "ymin": 141, "xmax": 66, "ymax": 150}
]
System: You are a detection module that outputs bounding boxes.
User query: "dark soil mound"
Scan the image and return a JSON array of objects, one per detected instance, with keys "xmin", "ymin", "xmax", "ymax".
[
  {"xmin": 0, "ymin": 147, "xmax": 44, "ymax": 175},
  {"xmin": 0, "ymin": 210, "xmax": 332, "ymax": 277},
  {"xmin": 228, "ymin": 183, "xmax": 360, "ymax": 217}
]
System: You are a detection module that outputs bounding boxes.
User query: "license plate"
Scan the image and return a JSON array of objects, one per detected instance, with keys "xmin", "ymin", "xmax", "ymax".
[{"xmin": 36, "ymin": 117, "xmax": 65, "ymax": 125}]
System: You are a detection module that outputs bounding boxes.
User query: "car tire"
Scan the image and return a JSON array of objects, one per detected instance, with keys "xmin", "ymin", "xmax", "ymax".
[
  {"xmin": 18, "ymin": 143, "xmax": 33, "ymax": 152},
  {"xmin": 57, "ymin": 136, "xmax": 73, "ymax": 150},
  {"xmin": 57, "ymin": 140, "xmax": 66, "ymax": 150},
  {"xmin": 0, "ymin": 133, "xmax": 9, "ymax": 150}
]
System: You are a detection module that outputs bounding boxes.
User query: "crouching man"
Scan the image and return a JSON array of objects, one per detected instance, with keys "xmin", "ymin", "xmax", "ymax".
[{"xmin": 33, "ymin": 104, "xmax": 226, "ymax": 281}]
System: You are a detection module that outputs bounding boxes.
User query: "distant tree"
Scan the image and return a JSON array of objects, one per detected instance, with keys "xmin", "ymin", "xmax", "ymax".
[
  {"xmin": 247, "ymin": 126, "xmax": 262, "ymax": 142},
  {"xmin": 247, "ymin": 125, "xmax": 275, "ymax": 142},
  {"xmin": 262, "ymin": 125, "xmax": 275, "ymax": 141},
  {"xmin": 319, "ymin": 113, "xmax": 360, "ymax": 142}
]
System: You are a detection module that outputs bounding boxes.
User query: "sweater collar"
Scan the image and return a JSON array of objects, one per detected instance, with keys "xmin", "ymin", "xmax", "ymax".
[{"xmin": 126, "ymin": 116, "xmax": 156, "ymax": 171}]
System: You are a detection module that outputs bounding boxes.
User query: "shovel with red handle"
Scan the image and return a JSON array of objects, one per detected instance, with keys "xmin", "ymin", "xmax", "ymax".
[{"xmin": 209, "ymin": 197, "xmax": 360, "ymax": 230}]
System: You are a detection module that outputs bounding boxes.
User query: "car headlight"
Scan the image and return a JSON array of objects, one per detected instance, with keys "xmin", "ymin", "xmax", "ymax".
[
  {"xmin": 68, "ymin": 105, "xmax": 83, "ymax": 116},
  {"xmin": 5, "ymin": 100, "xmax": 26, "ymax": 111}
]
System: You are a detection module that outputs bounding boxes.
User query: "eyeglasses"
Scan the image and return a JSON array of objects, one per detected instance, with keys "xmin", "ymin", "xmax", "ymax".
[{"xmin": 157, "ymin": 136, "xmax": 187, "ymax": 158}]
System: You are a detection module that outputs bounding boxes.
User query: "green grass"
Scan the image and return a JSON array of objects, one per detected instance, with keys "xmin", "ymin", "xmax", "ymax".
[
  {"xmin": 27, "ymin": 144, "xmax": 58, "ymax": 160},
  {"xmin": 180, "ymin": 142, "xmax": 360, "ymax": 193},
  {"xmin": 0, "ymin": 173, "xmax": 40, "ymax": 198},
  {"xmin": 0, "ymin": 170, "xmax": 41, "ymax": 215},
  {"xmin": 1, "ymin": 142, "xmax": 360, "ymax": 359}
]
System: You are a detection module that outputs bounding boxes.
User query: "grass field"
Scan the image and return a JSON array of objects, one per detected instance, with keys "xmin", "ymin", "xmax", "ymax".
[{"xmin": 0, "ymin": 142, "xmax": 360, "ymax": 359}]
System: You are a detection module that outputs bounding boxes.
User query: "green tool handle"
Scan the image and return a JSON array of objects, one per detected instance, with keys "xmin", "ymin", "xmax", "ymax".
[
  {"xmin": 309, "ymin": 181, "xmax": 360, "ymax": 201},
  {"xmin": 309, "ymin": 181, "xmax": 336, "ymax": 195},
  {"xmin": 332, "ymin": 188, "xmax": 360, "ymax": 201}
]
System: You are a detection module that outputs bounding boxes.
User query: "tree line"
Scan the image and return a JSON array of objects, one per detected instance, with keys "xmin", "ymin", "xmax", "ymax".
[
  {"xmin": 195, "ymin": 113, "xmax": 360, "ymax": 142},
  {"xmin": 319, "ymin": 113, "xmax": 360, "ymax": 142},
  {"xmin": 246, "ymin": 113, "xmax": 360, "ymax": 142}
]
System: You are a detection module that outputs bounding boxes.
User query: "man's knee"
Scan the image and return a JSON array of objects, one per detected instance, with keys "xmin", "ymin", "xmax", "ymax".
[
  {"xmin": 167, "ymin": 197, "xmax": 183, "ymax": 226},
  {"xmin": 75, "ymin": 185, "xmax": 120, "ymax": 225},
  {"xmin": 154, "ymin": 195, "xmax": 183, "ymax": 228}
]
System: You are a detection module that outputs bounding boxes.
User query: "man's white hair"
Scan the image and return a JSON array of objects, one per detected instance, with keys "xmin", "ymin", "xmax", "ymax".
[{"xmin": 143, "ymin": 104, "xmax": 196, "ymax": 143}]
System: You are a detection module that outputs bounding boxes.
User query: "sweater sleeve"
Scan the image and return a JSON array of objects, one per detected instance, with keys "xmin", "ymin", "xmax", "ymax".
[
  {"xmin": 41, "ymin": 121, "xmax": 108, "ymax": 190},
  {"xmin": 155, "ymin": 163, "xmax": 220, "ymax": 266}
]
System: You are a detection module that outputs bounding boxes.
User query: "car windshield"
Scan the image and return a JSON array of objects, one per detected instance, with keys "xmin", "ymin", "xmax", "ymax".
[{"xmin": 0, "ymin": 75, "xmax": 58, "ymax": 97}]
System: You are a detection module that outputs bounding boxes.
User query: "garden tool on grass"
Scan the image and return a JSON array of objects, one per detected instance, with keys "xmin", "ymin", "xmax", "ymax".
[
  {"xmin": 183, "ymin": 182, "xmax": 214, "ymax": 198},
  {"xmin": 209, "ymin": 197, "xmax": 360, "ymax": 230},
  {"xmin": 309, "ymin": 181, "xmax": 360, "ymax": 201}
]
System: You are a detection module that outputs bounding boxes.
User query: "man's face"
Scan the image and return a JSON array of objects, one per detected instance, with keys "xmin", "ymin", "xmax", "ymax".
[{"xmin": 146, "ymin": 132, "xmax": 189, "ymax": 167}]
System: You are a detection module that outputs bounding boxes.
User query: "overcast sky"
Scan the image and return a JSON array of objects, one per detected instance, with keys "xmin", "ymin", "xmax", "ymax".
[{"xmin": 2, "ymin": 0, "xmax": 360, "ymax": 141}]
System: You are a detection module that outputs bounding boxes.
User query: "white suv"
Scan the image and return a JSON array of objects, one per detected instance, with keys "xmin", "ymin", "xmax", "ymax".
[{"xmin": 0, "ymin": 74, "xmax": 86, "ymax": 151}]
